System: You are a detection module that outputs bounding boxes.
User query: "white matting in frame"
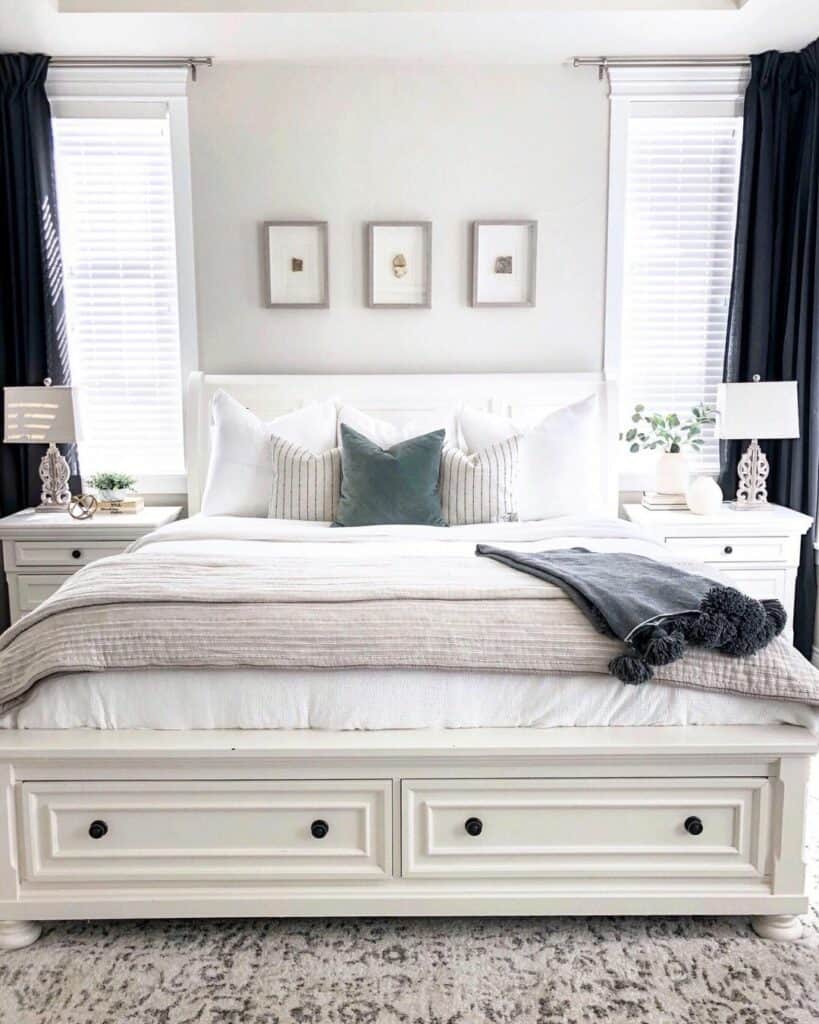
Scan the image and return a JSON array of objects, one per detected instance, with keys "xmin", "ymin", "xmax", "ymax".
[
  {"xmin": 368, "ymin": 222, "xmax": 432, "ymax": 308},
  {"xmin": 472, "ymin": 220, "xmax": 537, "ymax": 307},
  {"xmin": 264, "ymin": 221, "xmax": 329, "ymax": 308}
]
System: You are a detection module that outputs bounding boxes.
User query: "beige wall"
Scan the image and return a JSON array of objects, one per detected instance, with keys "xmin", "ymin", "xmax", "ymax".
[{"xmin": 187, "ymin": 61, "xmax": 609, "ymax": 375}]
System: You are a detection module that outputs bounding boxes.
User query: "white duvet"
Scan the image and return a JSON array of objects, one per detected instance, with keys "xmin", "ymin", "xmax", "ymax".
[{"xmin": 3, "ymin": 514, "xmax": 818, "ymax": 732}]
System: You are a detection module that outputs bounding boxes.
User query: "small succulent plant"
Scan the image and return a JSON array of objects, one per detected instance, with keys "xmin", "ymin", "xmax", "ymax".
[
  {"xmin": 621, "ymin": 404, "xmax": 715, "ymax": 455},
  {"xmin": 87, "ymin": 471, "xmax": 137, "ymax": 492}
]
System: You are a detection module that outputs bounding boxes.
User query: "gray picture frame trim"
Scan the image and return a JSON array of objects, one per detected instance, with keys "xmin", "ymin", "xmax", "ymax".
[
  {"xmin": 367, "ymin": 220, "xmax": 432, "ymax": 309},
  {"xmin": 263, "ymin": 220, "xmax": 330, "ymax": 309},
  {"xmin": 471, "ymin": 219, "xmax": 538, "ymax": 308}
]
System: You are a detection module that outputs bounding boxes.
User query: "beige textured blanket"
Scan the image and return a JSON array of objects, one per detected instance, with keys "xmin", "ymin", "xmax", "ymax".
[{"xmin": 1, "ymin": 543, "xmax": 819, "ymax": 715}]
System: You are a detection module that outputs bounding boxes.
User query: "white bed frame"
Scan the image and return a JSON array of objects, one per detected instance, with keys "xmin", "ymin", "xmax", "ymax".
[{"xmin": 0, "ymin": 372, "xmax": 816, "ymax": 951}]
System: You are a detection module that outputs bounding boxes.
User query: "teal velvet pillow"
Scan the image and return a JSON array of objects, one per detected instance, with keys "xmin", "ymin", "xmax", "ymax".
[{"xmin": 334, "ymin": 424, "xmax": 448, "ymax": 527}]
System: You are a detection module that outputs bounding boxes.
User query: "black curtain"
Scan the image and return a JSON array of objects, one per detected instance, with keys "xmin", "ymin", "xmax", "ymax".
[
  {"xmin": 0, "ymin": 53, "xmax": 74, "ymax": 629},
  {"xmin": 720, "ymin": 39, "xmax": 819, "ymax": 658}
]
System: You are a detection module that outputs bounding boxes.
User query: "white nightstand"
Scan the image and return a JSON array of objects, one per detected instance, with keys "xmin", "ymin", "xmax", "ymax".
[
  {"xmin": 623, "ymin": 503, "xmax": 813, "ymax": 635},
  {"xmin": 0, "ymin": 506, "xmax": 181, "ymax": 624}
]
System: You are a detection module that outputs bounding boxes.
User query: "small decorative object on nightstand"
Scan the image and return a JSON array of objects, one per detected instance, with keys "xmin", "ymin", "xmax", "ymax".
[
  {"xmin": 0, "ymin": 505, "xmax": 181, "ymax": 624},
  {"xmin": 685, "ymin": 476, "xmax": 723, "ymax": 516},
  {"xmin": 623, "ymin": 502, "xmax": 813, "ymax": 639},
  {"xmin": 716, "ymin": 377, "xmax": 799, "ymax": 509},
  {"xmin": 3, "ymin": 380, "xmax": 80, "ymax": 513}
]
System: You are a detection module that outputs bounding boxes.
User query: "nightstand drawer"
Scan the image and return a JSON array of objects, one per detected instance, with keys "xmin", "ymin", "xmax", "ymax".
[
  {"xmin": 14, "ymin": 574, "xmax": 74, "ymax": 615},
  {"xmin": 720, "ymin": 568, "xmax": 787, "ymax": 604},
  {"xmin": 8, "ymin": 540, "xmax": 127, "ymax": 570},
  {"xmin": 664, "ymin": 535, "xmax": 791, "ymax": 565}
]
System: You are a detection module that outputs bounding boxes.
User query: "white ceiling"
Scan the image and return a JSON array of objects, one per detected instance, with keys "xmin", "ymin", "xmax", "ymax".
[{"xmin": 3, "ymin": 0, "xmax": 816, "ymax": 62}]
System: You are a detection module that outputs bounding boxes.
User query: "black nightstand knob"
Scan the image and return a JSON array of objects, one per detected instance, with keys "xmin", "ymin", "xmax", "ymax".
[
  {"xmin": 723, "ymin": 545, "xmax": 733, "ymax": 555},
  {"xmin": 310, "ymin": 819, "xmax": 329, "ymax": 839},
  {"xmin": 71, "ymin": 549, "xmax": 82, "ymax": 560},
  {"xmin": 88, "ymin": 820, "xmax": 108, "ymax": 840},
  {"xmin": 464, "ymin": 817, "xmax": 483, "ymax": 837},
  {"xmin": 684, "ymin": 816, "xmax": 703, "ymax": 836}
]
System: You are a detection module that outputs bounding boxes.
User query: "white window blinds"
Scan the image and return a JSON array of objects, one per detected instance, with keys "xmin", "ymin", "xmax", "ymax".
[
  {"xmin": 620, "ymin": 116, "xmax": 742, "ymax": 474},
  {"xmin": 52, "ymin": 116, "xmax": 185, "ymax": 479}
]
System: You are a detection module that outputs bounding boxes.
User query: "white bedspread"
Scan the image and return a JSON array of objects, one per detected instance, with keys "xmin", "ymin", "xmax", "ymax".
[
  {"xmin": 4, "ymin": 666, "xmax": 817, "ymax": 731},
  {"xmin": 2, "ymin": 515, "xmax": 817, "ymax": 731}
]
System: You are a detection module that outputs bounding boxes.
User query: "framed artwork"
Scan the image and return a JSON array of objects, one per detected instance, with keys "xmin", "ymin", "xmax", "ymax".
[
  {"xmin": 471, "ymin": 220, "xmax": 537, "ymax": 307},
  {"xmin": 264, "ymin": 221, "xmax": 329, "ymax": 308},
  {"xmin": 368, "ymin": 221, "xmax": 432, "ymax": 308}
]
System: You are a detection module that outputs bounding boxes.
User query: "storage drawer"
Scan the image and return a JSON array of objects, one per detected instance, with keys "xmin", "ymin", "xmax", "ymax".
[
  {"xmin": 664, "ymin": 535, "xmax": 791, "ymax": 565},
  {"xmin": 21, "ymin": 780, "xmax": 392, "ymax": 885},
  {"xmin": 720, "ymin": 568, "xmax": 787, "ymax": 604},
  {"xmin": 14, "ymin": 573, "xmax": 73, "ymax": 615},
  {"xmin": 9, "ymin": 539, "xmax": 126, "ymax": 569},
  {"xmin": 402, "ymin": 778, "xmax": 769, "ymax": 880}
]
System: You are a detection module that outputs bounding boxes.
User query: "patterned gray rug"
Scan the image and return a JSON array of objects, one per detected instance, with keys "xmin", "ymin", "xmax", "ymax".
[{"xmin": 2, "ymin": 797, "xmax": 817, "ymax": 1024}]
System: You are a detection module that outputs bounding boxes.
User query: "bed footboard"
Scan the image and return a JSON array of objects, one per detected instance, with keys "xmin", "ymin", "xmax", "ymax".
[{"xmin": 0, "ymin": 725, "xmax": 814, "ymax": 946}]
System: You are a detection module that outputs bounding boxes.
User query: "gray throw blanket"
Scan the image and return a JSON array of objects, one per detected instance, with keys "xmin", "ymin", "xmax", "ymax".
[{"xmin": 475, "ymin": 545, "xmax": 787, "ymax": 684}]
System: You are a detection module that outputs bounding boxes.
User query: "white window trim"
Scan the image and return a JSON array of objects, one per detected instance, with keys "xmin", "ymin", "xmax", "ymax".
[
  {"xmin": 604, "ymin": 65, "xmax": 750, "ymax": 493},
  {"xmin": 47, "ymin": 66, "xmax": 199, "ymax": 496}
]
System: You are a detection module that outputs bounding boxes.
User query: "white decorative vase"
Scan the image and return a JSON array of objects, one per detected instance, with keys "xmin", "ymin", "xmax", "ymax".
[
  {"xmin": 655, "ymin": 452, "xmax": 689, "ymax": 495},
  {"xmin": 98, "ymin": 488, "xmax": 130, "ymax": 502},
  {"xmin": 686, "ymin": 475, "xmax": 723, "ymax": 516}
]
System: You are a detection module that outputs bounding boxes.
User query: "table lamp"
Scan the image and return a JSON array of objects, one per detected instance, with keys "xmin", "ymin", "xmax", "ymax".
[
  {"xmin": 3, "ymin": 379, "xmax": 80, "ymax": 513},
  {"xmin": 716, "ymin": 376, "xmax": 799, "ymax": 509}
]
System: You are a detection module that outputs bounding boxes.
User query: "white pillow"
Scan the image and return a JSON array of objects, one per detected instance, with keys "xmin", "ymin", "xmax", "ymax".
[
  {"xmin": 440, "ymin": 438, "xmax": 519, "ymax": 525},
  {"xmin": 517, "ymin": 395, "xmax": 601, "ymax": 521},
  {"xmin": 338, "ymin": 404, "xmax": 459, "ymax": 449},
  {"xmin": 200, "ymin": 389, "xmax": 337, "ymax": 517},
  {"xmin": 459, "ymin": 406, "xmax": 522, "ymax": 454}
]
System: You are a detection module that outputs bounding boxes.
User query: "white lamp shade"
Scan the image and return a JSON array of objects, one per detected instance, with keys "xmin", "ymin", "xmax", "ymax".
[
  {"xmin": 3, "ymin": 386, "xmax": 80, "ymax": 444},
  {"xmin": 716, "ymin": 380, "xmax": 799, "ymax": 441}
]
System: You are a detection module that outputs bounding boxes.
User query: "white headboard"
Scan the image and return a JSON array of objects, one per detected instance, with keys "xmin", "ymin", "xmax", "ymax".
[{"xmin": 186, "ymin": 371, "xmax": 619, "ymax": 516}]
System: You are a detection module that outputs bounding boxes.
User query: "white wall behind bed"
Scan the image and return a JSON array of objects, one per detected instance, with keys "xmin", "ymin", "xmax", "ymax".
[
  {"xmin": 187, "ymin": 63, "xmax": 607, "ymax": 377},
  {"xmin": 186, "ymin": 371, "xmax": 618, "ymax": 516}
]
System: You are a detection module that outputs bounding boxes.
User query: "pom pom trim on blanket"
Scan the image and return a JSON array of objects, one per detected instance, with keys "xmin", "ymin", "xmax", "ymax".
[{"xmin": 609, "ymin": 585, "xmax": 787, "ymax": 685}]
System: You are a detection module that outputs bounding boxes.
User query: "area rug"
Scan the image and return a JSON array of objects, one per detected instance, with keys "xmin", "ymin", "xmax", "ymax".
[{"xmin": 1, "ymin": 797, "xmax": 817, "ymax": 1024}]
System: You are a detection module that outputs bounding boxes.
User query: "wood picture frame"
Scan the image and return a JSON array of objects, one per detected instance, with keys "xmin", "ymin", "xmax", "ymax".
[
  {"xmin": 264, "ymin": 221, "xmax": 329, "ymax": 308},
  {"xmin": 367, "ymin": 221, "xmax": 432, "ymax": 308},
  {"xmin": 471, "ymin": 220, "xmax": 537, "ymax": 307}
]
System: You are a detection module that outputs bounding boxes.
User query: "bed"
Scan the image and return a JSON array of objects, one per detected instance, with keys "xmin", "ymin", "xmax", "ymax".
[{"xmin": 0, "ymin": 371, "xmax": 817, "ymax": 952}]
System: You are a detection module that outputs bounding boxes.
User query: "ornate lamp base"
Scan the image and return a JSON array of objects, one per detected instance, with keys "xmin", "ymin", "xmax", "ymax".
[
  {"xmin": 36, "ymin": 442, "xmax": 72, "ymax": 513},
  {"xmin": 734, "ymin": 439, "xmax": 770, "ymax": 510}
]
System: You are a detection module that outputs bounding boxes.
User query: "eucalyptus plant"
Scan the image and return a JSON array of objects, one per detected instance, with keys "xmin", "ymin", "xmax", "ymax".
[{"xmin": 621, "ymin": 404, "xmax": 715, "ymax": 455}]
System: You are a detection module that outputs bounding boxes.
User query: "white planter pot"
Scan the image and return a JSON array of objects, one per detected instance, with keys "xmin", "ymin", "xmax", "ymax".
[
  {"xmin": 97, "ymin": 488, "xmax": 130, "ymax": 502},
  {"xmin": 655, "ymin": 452, "xmax": 689, "ymax": 495}
]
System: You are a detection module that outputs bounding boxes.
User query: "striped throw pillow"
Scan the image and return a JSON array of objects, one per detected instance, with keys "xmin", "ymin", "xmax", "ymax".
[
  {"xmin": 269, "ymin": 436, "xmax": 342, "ymax": 521},
  {"xmin": 439, "ymin": 437, "xmax": 519, "ymax": 525}
]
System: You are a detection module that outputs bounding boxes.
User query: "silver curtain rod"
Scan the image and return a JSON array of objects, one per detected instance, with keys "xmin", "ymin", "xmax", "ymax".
[
  {"xmin": 50, "ymin": 56, "xmax": 213, "ymax": 81},
  {"xmin": 573, "ymin": 55, "xmax": 751, "ymax": 80}
]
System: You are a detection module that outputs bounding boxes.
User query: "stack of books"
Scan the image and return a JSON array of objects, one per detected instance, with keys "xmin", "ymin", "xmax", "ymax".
[
  {"xmin": 641, "ymin": 491, "xmax": 688, "ymax": 512},
  {"xmin": 98, "ymin": 496, "xmax": 145, "ymax": 515}
]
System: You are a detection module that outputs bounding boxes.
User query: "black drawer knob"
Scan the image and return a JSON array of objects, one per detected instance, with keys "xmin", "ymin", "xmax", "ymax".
[
  {"xmin": 88, "ymin": 819, "xmax": 108, "ymax": 840},
  {"xmin": 464, "ymin": 817, "xmax": 483, "ymax": 837},
  {"xmin": 723, "ymin": 545, "xmax": 733, "ymax": 555},
  {"xmin": 71, "ymin": 549, "xmax": 82, "ymax": 560},
  {"xmin": 684, "ymin": 816, "xmax": 703, "ymax": 836},
  {"xmin": 310, "ymin": 819, "xmax": 329, "ymax": 839}
]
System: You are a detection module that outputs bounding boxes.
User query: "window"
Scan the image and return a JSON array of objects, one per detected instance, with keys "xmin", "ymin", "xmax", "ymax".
[
  {"xmin": 48, "ymin": 66, "xmax": 197, "ymax": 492},
  {"xmin": 53, "ymin": 117, "xmax": 185, "ymax": 479},
  {"xmin": 606, "ymin": 68, "xmax": 747, "ymax": 483}
]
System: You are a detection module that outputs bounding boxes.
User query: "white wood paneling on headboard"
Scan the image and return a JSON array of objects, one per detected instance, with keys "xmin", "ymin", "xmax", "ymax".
[{"xmin": 186, "ymin": 372, "xmax": 618, "ymax": 516}]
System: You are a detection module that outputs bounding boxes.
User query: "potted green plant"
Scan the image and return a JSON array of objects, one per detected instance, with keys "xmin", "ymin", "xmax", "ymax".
[
  {"xmin": 86, "ymin": 471, "xmax": 137, "ymax": 502},
  {"xmin": 622, "ymin": 404, "xmax": 715, "ymax": 494}
]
